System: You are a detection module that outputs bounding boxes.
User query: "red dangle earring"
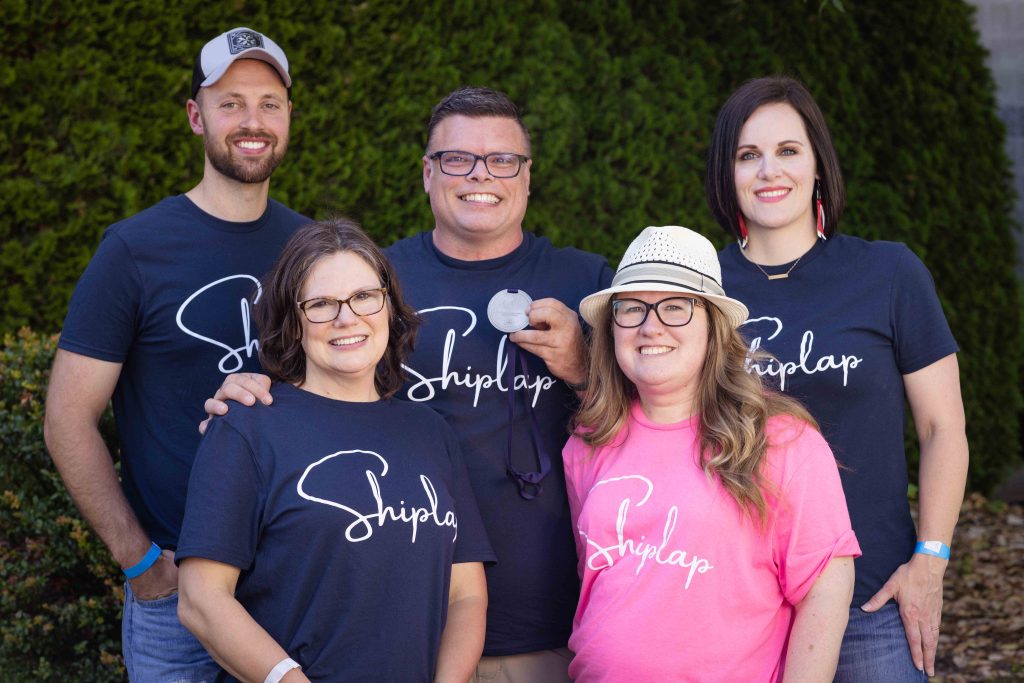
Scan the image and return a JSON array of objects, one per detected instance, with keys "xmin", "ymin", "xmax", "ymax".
[
  {"xmin": 815, "ymin": 182, "xmax": 827, "ymax": 241},
  {"xmin": 737, "ymin": 212, "xmax": 749, "ymax": 249}
]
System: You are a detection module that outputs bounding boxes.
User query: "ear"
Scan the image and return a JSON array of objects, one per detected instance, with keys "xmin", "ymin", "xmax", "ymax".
[
  {"xmin": 422, "ymin": 155, "xmax": 433, "ymax": 194},
  {"xmin": 524, "ymin": 157, "xmax": 532, "ymax": 197},
  {"xmin": 186, "ymin": 99, "xmax": 204, "ymax": 136}
]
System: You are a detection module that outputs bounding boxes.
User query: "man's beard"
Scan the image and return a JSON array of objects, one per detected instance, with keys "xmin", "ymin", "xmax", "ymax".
[{"xmin": 204, "ymin": 130, "xmax": 288, "ymax": 184}]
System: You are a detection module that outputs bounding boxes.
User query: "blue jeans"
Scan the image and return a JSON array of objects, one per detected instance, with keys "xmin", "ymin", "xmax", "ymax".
[
  {"xmin": 834, "ymin": 604, "xmax": 929, "ymax": 682},
  {"xmin": 122, "ymin": 583, "xmax": 220, "ymax": 682}
]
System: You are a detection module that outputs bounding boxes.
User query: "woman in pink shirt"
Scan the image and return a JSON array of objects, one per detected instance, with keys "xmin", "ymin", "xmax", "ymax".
[{"xmin": 564, "ymin": 225, "xmax": 861, "ymax": 682}]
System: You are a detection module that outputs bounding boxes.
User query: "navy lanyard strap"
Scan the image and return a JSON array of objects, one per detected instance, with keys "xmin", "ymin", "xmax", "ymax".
[{"xmin": 505, "ymin": 342, "xmax": 552, "ymax": 500}]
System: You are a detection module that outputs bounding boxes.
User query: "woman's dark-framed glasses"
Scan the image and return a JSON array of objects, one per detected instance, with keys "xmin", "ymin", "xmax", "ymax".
[
  {"xmin": 297, "ymin": 288, "xmax": 387, "ymax": 323},
  {"xmin": 429, "ymin": 150, "xmax": 530, "ymax": 178},
  {"xmin": 611, "ymin": 296, "xmax": 704, "ymax": 328}
]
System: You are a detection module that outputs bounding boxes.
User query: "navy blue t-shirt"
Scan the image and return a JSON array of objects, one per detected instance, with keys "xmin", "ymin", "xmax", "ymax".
[
  {"xmin": 176, "ymin": 383, "xmax": 495, "ymax": 682},
  {"xmin": 386, "ymin": 231, "xmax": 613, "ymax": 655},
  {"xmin": 719, "ymin": 234, "xmax": 958, "ymax": 603},
  {"xmin": 58, "ymin": 195, "xmax": 309, "ymax": 548}
]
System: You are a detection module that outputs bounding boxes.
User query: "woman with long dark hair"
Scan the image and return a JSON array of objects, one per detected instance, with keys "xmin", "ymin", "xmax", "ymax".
[{"xmin": 707, "ymin": 76, "xmax": 969, "ymax": 681}]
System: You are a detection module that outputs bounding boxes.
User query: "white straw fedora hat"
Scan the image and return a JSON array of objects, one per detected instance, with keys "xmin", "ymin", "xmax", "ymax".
[{"xmin": 580, "ymin": 226, "xmax": 749, "ymax": 328}]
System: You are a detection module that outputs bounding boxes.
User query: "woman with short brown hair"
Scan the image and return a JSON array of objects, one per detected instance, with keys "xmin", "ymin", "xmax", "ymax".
[{"xmin": 176, "ymin": 218, "xmax": 494, "ymax": 682}]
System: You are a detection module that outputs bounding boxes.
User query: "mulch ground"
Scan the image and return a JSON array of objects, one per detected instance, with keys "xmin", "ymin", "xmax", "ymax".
[{"xmin": 932, "ymin": 493, "xmax": 1024, "ymax": 681}]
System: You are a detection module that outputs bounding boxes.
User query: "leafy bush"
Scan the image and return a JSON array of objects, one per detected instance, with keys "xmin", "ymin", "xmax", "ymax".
[
  {"xmin": 2, "ymin": 0, "xmax": 1017, "ymax": 493},
  {"xmin": 0, "ymin": 0, "xmax": 1020, "ymax": 675},
  {"xmin": 0, "ymin": 330, "xmax": 123, "ymax": 681}
]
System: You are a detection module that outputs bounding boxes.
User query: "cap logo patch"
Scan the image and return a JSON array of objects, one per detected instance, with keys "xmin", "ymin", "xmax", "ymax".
[{"xmin": 228, "ymin": 30, "xmax": 263, "ymax": 54}]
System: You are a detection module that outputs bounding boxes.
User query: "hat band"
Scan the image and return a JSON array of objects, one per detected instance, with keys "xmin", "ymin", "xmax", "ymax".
[
  {"xmin": 611, "ymin": 261, "xmax": 725, "ymax": 297},
  {"xmin": 615, "ymin": 277, "xmax": 703, "ymax": 293}
]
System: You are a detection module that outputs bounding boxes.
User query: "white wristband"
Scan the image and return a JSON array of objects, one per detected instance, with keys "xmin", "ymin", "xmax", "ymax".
[{"xmin": 265, "ymin": 657, "xmax": 301, "ymax": 683}]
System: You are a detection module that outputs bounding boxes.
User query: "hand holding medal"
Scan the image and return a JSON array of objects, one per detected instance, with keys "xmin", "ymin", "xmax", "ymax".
[{"xmin": 487, "ymin": 288, "xmax": 533, "ymax": 333}]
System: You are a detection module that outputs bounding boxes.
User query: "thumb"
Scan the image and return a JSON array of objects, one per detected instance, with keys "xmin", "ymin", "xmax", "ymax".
[{"xmin": 860, "ymin": 584, "xmax": 894, "ymax": 613}]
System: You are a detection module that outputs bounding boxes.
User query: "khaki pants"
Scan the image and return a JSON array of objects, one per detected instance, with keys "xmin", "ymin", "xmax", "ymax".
[{"xmin": 472, "ymin": 647, "xmax": 574, "ymax": 683}]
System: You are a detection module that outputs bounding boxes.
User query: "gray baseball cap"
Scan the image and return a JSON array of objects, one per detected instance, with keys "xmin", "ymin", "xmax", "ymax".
[{"xmin": 191, "ymin": 27, "xmax": 291, "ymax": 99}]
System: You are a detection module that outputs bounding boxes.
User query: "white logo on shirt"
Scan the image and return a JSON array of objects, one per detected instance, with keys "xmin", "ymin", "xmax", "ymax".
[
  {"xmin": 741, "ymin": 316, "xmax": 863, "ymax": 391},
  {"xmin": 297, "ymin": 449, "xmax": 458, "ymax": 543},
  {"xmin": 580, "ymin": 475, "xmax": 713, "ymax": 589},
  {"xmin": 401, "ymin": 306, "xmax": 556, "ymax": 407},
  {"xmin": 175, "ymin": 274, "xmax": 261, "ymax": 373}
]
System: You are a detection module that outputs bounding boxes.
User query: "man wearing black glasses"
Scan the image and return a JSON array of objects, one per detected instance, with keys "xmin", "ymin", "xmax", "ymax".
[
  {"xmin": 210, "ymin": 87, "xmax": 612, "ymax": 681},
  {"xmin": 392, "ymin": 89, "xmax": 612, "ymax": 680},
  {"xmin": 43, "ymin": 28, "xmax": 307, "ymax": 681}
]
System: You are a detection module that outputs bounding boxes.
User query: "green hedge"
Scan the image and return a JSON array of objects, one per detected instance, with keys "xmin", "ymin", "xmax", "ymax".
[
  {"xmin": 6, "ymin": 0, "xmax": 1014, "ymax": 489},
  {"xmin": 0, "ymin": 0, "xmax": 1020, "ymax": 675},
  {"xmin": 0, "ymin": 331, "xmax": 123, "ymax": 681}
]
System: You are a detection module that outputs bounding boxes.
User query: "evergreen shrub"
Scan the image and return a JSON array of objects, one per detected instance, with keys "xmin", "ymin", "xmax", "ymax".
[
  {"xmin": 0, "ymin": 0, "xmax": 1020, "ymax": 674},
  {"xmin": 0, "ymin": 330, "xmax": 122, "ymax": 681}
]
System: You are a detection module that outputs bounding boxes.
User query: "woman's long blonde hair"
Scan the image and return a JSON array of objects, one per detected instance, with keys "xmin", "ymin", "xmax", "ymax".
[{"xmin": 573, "ymin": 297, "xmax": 817, "ymax": 527}]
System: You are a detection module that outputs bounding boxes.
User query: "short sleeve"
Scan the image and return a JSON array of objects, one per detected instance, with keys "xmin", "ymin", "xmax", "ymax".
[
  {"xmin": 891, "ymin": 245, "xmax": 958, "ymax": 375},
  {"xmin": 561, "ymin": 435, "xmax": 587, "ymax": 579},
  {"xmin": 58, "ymin": 231, "xmax": 142, "ymax": 362},
  {"xmin": 769, "ymin": 422, "xmax": 862, "ymax": 605},
  {"xmin": 446, "ymin": 426, "xmax": 496, "ymax": 565},
  {"xmin": 176, "ymin": 416, "xmax": 266, "ymax": 569}
]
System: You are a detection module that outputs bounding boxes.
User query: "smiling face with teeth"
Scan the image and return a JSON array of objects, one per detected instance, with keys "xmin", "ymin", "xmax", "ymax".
[
  {"xmin": 733, "ymin": 102, "xmax": 818, "ymax": 242},
  {"xmin": 612, "ymin": 291, "xmax": 710, "ymax": 419},
  {"xmin": 189, "ymin": 58, "xmax": 291, "ymax": 185},
  {"xmin": 423, "ymin": 115, "xmax": 531, "ymax": 260},
  {"xmin": 298, "ymin": 250, "xmax": 389, "ymax": 402}
]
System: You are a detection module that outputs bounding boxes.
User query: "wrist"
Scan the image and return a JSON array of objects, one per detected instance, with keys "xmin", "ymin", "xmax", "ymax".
[
  {"xmin": 912, "ymin": 542, "xmax": 950, "ymax": 577},
  {"xmin": 122, "ymin": 542, "xmax": 161, "ymax": 579},
  {"xmin": 564, "ymin": 376, "xmax": 588, "ymax": 392},
  {"xmin": 113, "ymin": 534, "xmax": 159, "ymax": 568},
  {"xmin": 265, "ymin": 657, "xmax": 301, "ymax": 683},
  {"xmin": 914, "ymin": 540, "xmax": 951, "ymax": 560}
]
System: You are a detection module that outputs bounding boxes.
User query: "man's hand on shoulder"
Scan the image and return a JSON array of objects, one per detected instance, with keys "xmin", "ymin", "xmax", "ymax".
[{"xmin": 199, "ymin": 372, "xmax": 274, "ymax": 434}]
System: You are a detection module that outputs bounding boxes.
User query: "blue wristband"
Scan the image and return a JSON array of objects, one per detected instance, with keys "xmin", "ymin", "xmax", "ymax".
[
  {"xmin": 123, "ymin": 542, "xmax": 162, "ymax": 579},
  {"xmin": 914, "ymin": 540, "xmax": 951, "ymax": 560}
]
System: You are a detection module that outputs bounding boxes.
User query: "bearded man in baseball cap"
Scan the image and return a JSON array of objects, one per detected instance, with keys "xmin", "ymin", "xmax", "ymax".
[{"xmin": 44, "ymin": 27, "xmax": 308, "ymax": 680}]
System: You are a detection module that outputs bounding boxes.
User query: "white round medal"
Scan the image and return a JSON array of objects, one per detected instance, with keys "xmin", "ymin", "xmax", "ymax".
[{"xmin": 487, "ymin": 289, "xmax": 533, "ymax": 333}]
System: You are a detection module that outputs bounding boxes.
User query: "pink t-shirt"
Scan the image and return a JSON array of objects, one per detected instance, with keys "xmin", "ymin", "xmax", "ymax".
[{"xmin": 563, "ymin": 404, "xmax": 861, "ymax": 682}]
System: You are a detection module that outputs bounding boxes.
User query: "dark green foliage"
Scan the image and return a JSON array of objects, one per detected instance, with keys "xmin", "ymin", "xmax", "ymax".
[
  {"xmin": 0, "ymin": 0, "xmax": 1020, "ymax": 673},
  {"xmin": 0, "ymin": 330, "xmax": 123, "ymax": 681},
  {"xmin": 11, "ymin": 0, "xmax": 1010, "ymax": 486}
]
